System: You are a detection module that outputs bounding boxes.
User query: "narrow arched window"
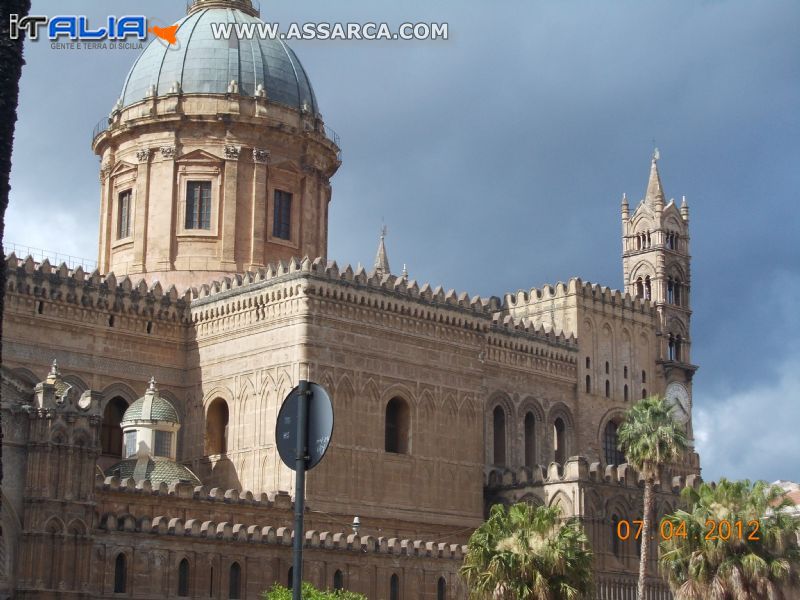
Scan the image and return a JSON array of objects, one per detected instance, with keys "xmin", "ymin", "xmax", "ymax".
[
  {"xmin": 585, "ymin": 375, "xmax": 591, "ymax": 394},
  {"xmin": 524, "ymin": 412, "xmax": 536, "ymax": 468},
  {"xmin": 667, "ymin": 278, "xmax": 675, "ymax": 303},
  {"xmin": 437, "ymin": 576, "xmax": 447, "ymax": 600},
  {"xmin": 605, "ymin": 361, "xmax": 610, "ymax": 374},
  {"xmin": 114, "ymin": 553, "xmax": 127, "ymax": 593},
  {"xmin": 205, "ymin": 398, "xmax": 229, "ymax": 455},
  {"xmin": 604, "ymin": 422, "xmax": 624, "ymax": 465},
  {"xmin": 605, "ymin": 380, "xmax": 610, "ymax": 398},
  {"xmin": 492, "ymin": 406, "xmax": 506, "ymax": 466},
  {"xmin": 385, "ymin": 397, "xmax": 410, "ymax": 454},
  {"xmin": 623, "ymin": 366, "xmax": 628, "ymax": 379},
  {"xmin": 178, "ymin": 558, "xmax": 190, "ymax": 597},
  {"xmin": 585, "ymin": 356, "xmax": 590, "ymax": 369},
  {"xmin": 390, "ymin": 574, "xmax": 400, "ymax": 600},
  {"xmin": 668, "ymin": 335, "xmax": 676, "ymax": 361},
  {"xmin": 554, "ymin": 418, "xmax": 566, "ymax": 463},
  {"xmin": 101, "ymin": 396, "xmax": 129, "ymax": 457},
  {"xmin": 641, "ymin": 370, "xmax": 646, "ymax": 384},
  {"xmin": 287, "ymin": 567, "xmax": 293, "ymax": 589},
  {"xmin": 611, "ymin": 515, "xmax": 621, "ymax": 557},
  {"xmin": 333, "ymin": 570, "xmax": 344, "ymax": 591},
  {"xmin": 229, "ymin": 562, "xmax": 241, "ymax": 599},
  {"xmin": 624, "ymin": 384, "xmax": 629, "ymax": 402},
  {"xmin": 644, "ymin": 276, "xmax": 652, "ymax": 300},
  {"xmin": 675, "ymin": 335, "xmax": 683, "ymax": 362},
  {"xmin": 635, "ymin": 277, "xmax": 644, "ymax": 299},
  {"xmin": 642, "ymin": 388, "xmax": 647, "ymax": 399},
  {"xmin": 675, "ymin": 280, "xmax": 682, "ymax": 306}
]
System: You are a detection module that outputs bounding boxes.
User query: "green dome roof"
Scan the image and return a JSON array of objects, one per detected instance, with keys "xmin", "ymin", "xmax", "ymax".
[
  {"xmin": 107, "ymin": 456, "xmax": 201, "ymax": 486},
  {"xmin": 121, "ymin": 379, "xmax": 180, "ymax": 424}
]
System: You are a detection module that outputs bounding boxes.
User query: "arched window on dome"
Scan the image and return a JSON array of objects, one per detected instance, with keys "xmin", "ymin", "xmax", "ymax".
[
  {"xmin": 492, "ymin": 406, "xmax": 506, "ymax": 466},
  {"xmin": 385, "ymin": 397, "xmax": 410, "ymax": 454},
  {"xmin": 117, "ymin": 190, "xmax": 132, "ymax": 240},
  {"xmin": 178, "ymin": 558, "xmax": 190, "ymax": 597},
  {"xmin": 229, "ymin": 562, "xmax": 241, "ymax": 599},
  {"xmin": 101, "ymin": 397, "xmax": 129, "ymax": 457},
  {"xmin": 205, "ymin": 398, "xmax": 229, "ymax": 455},
  {"xmin": 524, "ymin": 412, "xmax": 536, "ymax": 468}
]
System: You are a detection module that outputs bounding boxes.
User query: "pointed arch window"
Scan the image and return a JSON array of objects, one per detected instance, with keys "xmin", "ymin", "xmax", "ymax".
[
  {"xmin": 229, "ymin": 562, "xmax": 241, "ymax": 599},
  {"xmin": 635, "ymin": 277, "xmax": 644, "ymax": 299},
  {"xmin": 385, "ymin": 397, "xmax": 410, "ymax": 454},
  {"xmin": 605, "ymin": 379, "xmax": 610, "ymax": 398},
  {"xmin": 604, "ymin": 421, "xmax": 625, "ymax": 465},
  {"xmin": 624, "ymin": 384, "xmax": 629, "ymax": 402},
  {"xmin": 178, "ymin": 558, "xmax": 190, "ymax": 597},
  {"xmin": 437, "ymin": 577, "xmax": 447, "ymax": 600},
  {"xmin": 492, "ymin": 406, "xmax": 506, "ymax": 466},
  {"xmin": 101, "ymin": 396, "xmax": 129, "ymax": 457},
  {"xmin": 390, "ymin": 574, "xmax": 400, "ymax": 600},
  {"xmin": 205, "ymin": 398, "xmax": 229, "ymax": 455},
  {"xmin": 114, "ymin": 553, "xmax": 127, "ymax": 593},
  {"xmin": 333, "ymin": 570, "xmax": 344, "ymax": 591},
  {"xmin": 668, "ymin": 335, "xmax": 676, "ymax": 361},
  {"xmin": 554, "ymin": 418, "xmax": 567, "ymax": 463},
  {"xmin": 644, "ymin": 276, "xmax": 652, "ymax": 300}
]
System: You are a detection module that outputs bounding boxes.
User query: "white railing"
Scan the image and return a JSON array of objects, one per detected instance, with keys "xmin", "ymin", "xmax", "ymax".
[{"xmin": 3, "ymin": 242, "xmax": 97, "ymax": 272}]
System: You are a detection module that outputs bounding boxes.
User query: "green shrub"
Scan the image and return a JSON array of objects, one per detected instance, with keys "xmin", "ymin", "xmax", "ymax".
[{"xmin": 262, "ymin": 581, "xmax": 367, "ymax": 600}]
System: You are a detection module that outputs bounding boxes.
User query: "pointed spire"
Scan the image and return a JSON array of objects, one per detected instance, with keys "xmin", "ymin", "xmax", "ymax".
[
  {"xmin": 49, "ymin": 359, "xmax": 60, "ymax": 378},
  {"xmin": 621, "ymin": 192, "xmax": 629, "ymax": 221},
  {"xmin": 645, "ymin": 149, "xmax": 665, "ymax": 209},
  {"xmin": 402, "ymin": 264, "xmax": 408, "ymax": 279},
  {"xmin": 680, "ymin": 195, "xmax": 690, "ymax": 222},
  {"xmin": 373, "ymin": 226, "xmax": 390, "ymax": 276}
]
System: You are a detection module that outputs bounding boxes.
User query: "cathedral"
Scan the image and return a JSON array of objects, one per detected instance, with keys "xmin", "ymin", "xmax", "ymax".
[{"xmin": 1, "ymin": 0, "xmax": 701, "ymax": 598}]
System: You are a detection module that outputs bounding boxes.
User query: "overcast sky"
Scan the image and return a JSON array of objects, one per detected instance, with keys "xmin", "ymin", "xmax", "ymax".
[{"xmin": 7, "ymin": 0, "xmax": 800, "ymax": 483}]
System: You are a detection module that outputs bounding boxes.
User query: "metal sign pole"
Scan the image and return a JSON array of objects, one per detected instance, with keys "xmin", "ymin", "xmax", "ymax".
[{"xmin": 292, "ymin": 380, "xmax": 309, "ymax": 600}]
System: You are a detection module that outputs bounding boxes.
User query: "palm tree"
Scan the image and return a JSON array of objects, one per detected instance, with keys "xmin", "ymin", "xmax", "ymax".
[
  {"xmin": 0, "ymin": 0, "xmax": 33, "ymax": 485},
  {"xmin": 659, "ymin": 479, "xmax": 800, "ymax": 599},
  {"xmin": 460, "ymin": 502, "xmax": 593, "ymax": 599},
  {"xmin": 617, "ymin": 395, "xmax": 688, "ymax": 600}
]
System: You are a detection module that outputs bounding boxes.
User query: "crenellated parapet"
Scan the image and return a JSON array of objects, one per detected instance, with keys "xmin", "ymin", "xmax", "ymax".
[
  {"xmin": 484, "ymin": 456, "xmax": 702, "ymax": 494},
  {"xmin": 4, "ymin": 254, "xmax": 191, "ymax": 336},
  {"xmin": 94, "ymin": 476, "xmax": 467, "ymax": 560}
]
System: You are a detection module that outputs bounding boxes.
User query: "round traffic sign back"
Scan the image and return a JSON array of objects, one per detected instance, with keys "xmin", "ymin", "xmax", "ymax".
[{"xmin": 275, "ymin": 382, "xmax": 334, "ymax": 471}]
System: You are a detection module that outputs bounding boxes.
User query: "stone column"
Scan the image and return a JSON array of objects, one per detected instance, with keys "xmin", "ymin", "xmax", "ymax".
[
  {"xmin": 222, "ymin": 145, "xmax": 240, "ymax": 267},
  {"xmin": 132, "ymin": 148, "xmax": 152, "ymax": 272},
  {"xmin": 250, "ymin": 148, "xmax": 270, "ymax": 268}
]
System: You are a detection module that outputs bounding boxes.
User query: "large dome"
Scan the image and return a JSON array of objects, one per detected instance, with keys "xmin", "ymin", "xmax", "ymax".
[{"xmin": 118, "ymin": 5, "xmax": 318, "ymax": 114}]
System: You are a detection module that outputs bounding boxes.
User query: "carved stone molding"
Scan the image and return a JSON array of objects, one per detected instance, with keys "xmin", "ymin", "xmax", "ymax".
[
  {"xmin": 252, "ymin": 148, "xmax": 270, "ymax": 164},
  {"xmin": 136, "ymin": 148, "xmax": 152, "ymax": 163},
  {"xmin": 160, "ymin": 145, "xmax": 176, "ymax": 159},
  {"xmin": 224, "ymin": 145, "xmax": 241, "ymax": 160}
]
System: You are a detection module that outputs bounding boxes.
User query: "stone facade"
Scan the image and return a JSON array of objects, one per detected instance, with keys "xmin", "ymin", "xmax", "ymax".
[{"xmin": 0, "ymin": 1, "xmax": 701, "ymax": 598}]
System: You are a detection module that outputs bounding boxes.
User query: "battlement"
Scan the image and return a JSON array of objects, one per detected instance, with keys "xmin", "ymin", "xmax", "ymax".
[
  {"xmin": 502, "ymin": 278, "xmax": 653, "ymax": 314},
  {"xmin": 484, "ymin": 456, "xmax": 701, "ymax": 493},
  {"xmin": 95, "ymin": 476, "xmax": 467, "ymax": 560},
  {"xmin": 4, "ymin": 253, "xmax": 191, "ymax": 324}
]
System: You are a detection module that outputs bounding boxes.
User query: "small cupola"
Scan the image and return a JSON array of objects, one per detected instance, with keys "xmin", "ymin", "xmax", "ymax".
[{"xmin": 120, "ymin": 378, "xmax": 180, "ymax": 460}]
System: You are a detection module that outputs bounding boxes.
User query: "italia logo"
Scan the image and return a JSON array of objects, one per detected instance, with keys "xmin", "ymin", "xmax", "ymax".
[{"xmin": 8, "ymin": 14, "xmax": 179, "ymax": 45}]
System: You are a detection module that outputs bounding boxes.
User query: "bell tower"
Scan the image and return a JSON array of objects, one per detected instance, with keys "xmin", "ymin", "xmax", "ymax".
[{"xmin": 622, "ymin": 151, "xmax": 692, "ymax": 363}]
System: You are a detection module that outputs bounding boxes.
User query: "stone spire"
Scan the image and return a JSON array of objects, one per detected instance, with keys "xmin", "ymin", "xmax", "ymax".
[
  {"xmin": 644, "ymin": 149, "xmax": 665, "ymax": 210},
  {"xmin": 373, "ymin": 226, "xmax": 390, "ymax": 277}
]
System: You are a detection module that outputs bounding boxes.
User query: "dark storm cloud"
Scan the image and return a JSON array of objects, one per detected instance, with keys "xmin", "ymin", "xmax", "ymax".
[{"xmin": 8, "ymin": 0, "xmax": 800, "ymax": 481}]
